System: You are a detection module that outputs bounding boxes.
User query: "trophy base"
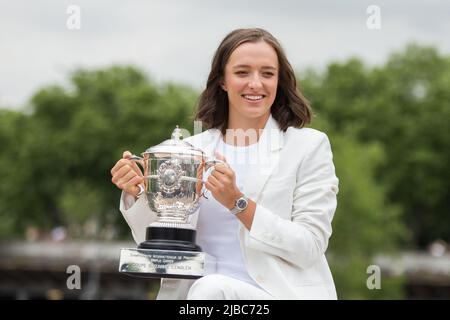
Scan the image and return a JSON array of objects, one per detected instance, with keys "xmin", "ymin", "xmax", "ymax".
[
  {"xmin": 119, "ymin": 248, "xmax": 216, "ymax": 279},
  {"xmin": 138, "ymin": 226, "xmax": 202, "ymax": 252}
]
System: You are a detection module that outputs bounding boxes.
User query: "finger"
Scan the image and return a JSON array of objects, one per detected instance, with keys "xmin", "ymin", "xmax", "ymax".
[
  {"xmin": 211, "ymin": 170, "xmax": 233, "ymax": 185},
  {"xmin": 207, "ymin": 175, "xmax": 223, "ymax": 188},
  {"xmin": 123, "ymin": 151, "xmax": 143, "ymax": 174},
  {"xmin": 127, "ymin": 176, "xmax": 145, "ymax": 195},
  {"xmin": 112, "ymin": 157, "xmax": 141, "ymax": 176},
  {"xmin": 129, "ymin": 160, "xmax": 143, "ymax": 177},
  {"xmin": 122, "ymin": 151, "xmax": 143, "ymax": 176},
  {"xmin": 122, "ymin": 177, "xmax": 145, "ymax": 195},
  {"xmin": 113, "ymin": 164, "xmax": 135, "ymax": 182},
  {"xmin": 123, "ymin": 150, "xmax": 133, "ymax": 159},
  {"xmin": 122, "ymin": 150, "xmax": 143, "ymax": 176},
  {"xmin": 214, "ymin": 163, "xmax": 233, "ymax": 175},
  {"xmin": 211, "ymin": 169, "xmax": 230, "ymax": 182},
  {"xmin": 116, "ymin": 170, "xmax": 137, "ymax": 188},
  {"xmin": 111, "ymin": 158, "xmax": 128, "ymax": 175},
  {"xmin": 118, "ymin": 170, "xmax": 144, "ymax": 189},
  {"xmin": 205, "ymin": 181, "xmax": 217, "ymax": 192},
  {"xmin": 114, "ymin": 158, "xmax": 142, "ymax": 177}
]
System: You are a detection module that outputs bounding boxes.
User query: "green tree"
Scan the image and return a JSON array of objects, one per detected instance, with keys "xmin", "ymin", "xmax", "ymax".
[
  {"xmin": 302, "ymin": 44, "xmax": 450, "ymax": 247},
  {"xmin": 308, "ymin": 117, "xmax": 407, "ymax": 299},
  {"xmin": 0, "ymin": 66, "xmax": 198, "ymax": 239},
  {"xmin": 0, "ymin": 110, "xmax": 29, "ymax": 236},
  {"xmin": 298, "ymin": 44, "xmax": 449, "ymax": 298}
]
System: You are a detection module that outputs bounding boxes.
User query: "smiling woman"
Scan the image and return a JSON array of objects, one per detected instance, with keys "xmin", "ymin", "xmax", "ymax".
[
  {"xmin": 195, "ymin": 28, "xmax": 312, "ymax": 138},
  {"xmin": 221, "ymin": 41, "xmax": 279, "ymax": 130},
  {"xmin": 112, "ymin": 28, "xmax": 339, "ymax": 300}
]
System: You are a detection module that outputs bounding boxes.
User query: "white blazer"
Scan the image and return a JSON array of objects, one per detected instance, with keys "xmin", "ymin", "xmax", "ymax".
[{"xmin": 119, "ymin": 115, "xmax": 339, "ymax": 300}]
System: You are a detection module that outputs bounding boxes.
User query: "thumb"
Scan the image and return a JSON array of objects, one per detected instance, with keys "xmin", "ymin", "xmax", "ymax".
[
  {"xmin": 123, "ymin": 150, "xmax": 143, "ymax": 176},
  {"xmin": 123, "ymin": 150, "xmax": 133, "ymax": 159}
]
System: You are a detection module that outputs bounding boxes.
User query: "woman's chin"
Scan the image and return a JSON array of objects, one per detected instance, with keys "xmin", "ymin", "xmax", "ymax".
[{"xmin": 241, "ymin": 108, "xmax": 271, "ymax": 119}]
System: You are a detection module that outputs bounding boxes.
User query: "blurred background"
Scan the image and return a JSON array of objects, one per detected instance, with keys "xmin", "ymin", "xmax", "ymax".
[{"xmin": 0, "ymin": 0, "xmax": 449, "ymax": 299}]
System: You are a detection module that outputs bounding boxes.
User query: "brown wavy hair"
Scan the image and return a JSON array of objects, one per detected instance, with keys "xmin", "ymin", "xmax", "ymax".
[{"xmin": 194, "ymin": 28, "xmax": 312, "ymax": 134}]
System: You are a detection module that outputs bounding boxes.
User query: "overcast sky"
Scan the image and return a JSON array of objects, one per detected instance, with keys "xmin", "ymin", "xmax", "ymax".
[{"xmin": 1, "ymin": 0, "xmax": 449, "ymax": 109}]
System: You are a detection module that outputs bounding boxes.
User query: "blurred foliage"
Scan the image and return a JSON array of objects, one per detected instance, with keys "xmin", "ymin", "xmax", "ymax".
[
  {"xmin": 0, "ymin": 45, "xmax": 448, "ymax": 299},
  {"xmin": 0, "ymin": 66, "xmax": 198, "ymax": 239},
  {"xmin": 302, "ymin": 44, "xmax": 450, "ymax": 247},
  {"xmin": 299, "ymin": 44, "xmax": 450, "ymax": 298},
  {"xmin": 315, "ymin": 120, "xmax": 407, "ymax": 298}
]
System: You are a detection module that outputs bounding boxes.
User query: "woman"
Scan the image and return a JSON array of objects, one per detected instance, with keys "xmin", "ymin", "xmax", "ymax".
[{"xmin": 111, "ymin": 28, "xmax": 339, "ymax": 300}]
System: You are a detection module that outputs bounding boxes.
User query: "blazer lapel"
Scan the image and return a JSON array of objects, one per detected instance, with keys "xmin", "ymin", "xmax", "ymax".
[
  {"xmin": 199, "ymin": 115, "xmax": 284, "ymax": 201},
  {"xmin": 192, "ymin": 129, "xmax": 222, "ymax": 157},
  {"xmin": 243, "ymin": 115, "xmax": 284, "ymax": 202}
]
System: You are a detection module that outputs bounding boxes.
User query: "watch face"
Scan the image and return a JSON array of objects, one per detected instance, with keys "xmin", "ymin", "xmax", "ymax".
[{"xmin": 237, "ymin": 198, "xmax": 247, "ymax": 209}]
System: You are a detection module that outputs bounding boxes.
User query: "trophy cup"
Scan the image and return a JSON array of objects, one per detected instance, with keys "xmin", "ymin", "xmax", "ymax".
[{"xmin": 119, "ymin": 126, "xmax": 219, "ymax": 279}]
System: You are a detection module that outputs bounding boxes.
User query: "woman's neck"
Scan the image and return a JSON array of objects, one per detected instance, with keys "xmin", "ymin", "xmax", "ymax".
[{"xmin": 224, "ymin": 113, "xmax": 270, "ymax": 146}]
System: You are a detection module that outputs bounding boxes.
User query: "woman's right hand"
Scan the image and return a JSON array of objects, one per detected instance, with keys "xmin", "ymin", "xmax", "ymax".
[{"xmin": 111, "ymin": 151, "xmax": 144, "ymax": 199}]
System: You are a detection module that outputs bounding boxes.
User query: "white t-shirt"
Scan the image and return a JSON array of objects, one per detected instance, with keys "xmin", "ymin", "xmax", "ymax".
[{"xmin": 196, "ymin": 138, "xmax": 260, "ymax": 287}]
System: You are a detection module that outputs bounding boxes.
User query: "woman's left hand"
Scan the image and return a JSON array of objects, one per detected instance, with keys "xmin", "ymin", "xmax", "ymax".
[{"xmin": 205, "ymin": 152, "xmax": 243, "ymax": 209}]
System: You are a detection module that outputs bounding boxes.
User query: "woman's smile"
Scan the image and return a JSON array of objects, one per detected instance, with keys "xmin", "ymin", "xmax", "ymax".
[{"xmin": 241, "ymin": 94, "xmax": 266, "ymax": 104}]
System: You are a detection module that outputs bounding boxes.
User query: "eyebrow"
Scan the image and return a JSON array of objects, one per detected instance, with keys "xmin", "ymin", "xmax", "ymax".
[{"xmin": 232, "ymin": 64, "xmax": 277, "ymax": 70}]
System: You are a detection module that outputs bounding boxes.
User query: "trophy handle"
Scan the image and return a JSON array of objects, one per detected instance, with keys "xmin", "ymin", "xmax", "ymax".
[
  {"xmin": 129, "ymin": 155, "xmax": 148, "ymax": 192},
  {"xmin": 201, "ymin": 158, "xmax": 225, "ymax": 199},
  {"xmin": 204, "ymin": 158, "xmax": 225, "ymax": 171},
  {"xmin": 129, "ymin": 155, "xmax": 145, "ymax": 170}
]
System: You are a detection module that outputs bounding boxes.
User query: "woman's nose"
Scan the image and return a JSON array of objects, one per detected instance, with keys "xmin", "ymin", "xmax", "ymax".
[{"xmin": 248, "ymin": 73, "xmax": 263, "ymax": 89}]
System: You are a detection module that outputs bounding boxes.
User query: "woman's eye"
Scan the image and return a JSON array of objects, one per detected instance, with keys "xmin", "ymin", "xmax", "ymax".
[{"xmin": 234, "ymin": 71, "xmax": 275, "ymax": 77}]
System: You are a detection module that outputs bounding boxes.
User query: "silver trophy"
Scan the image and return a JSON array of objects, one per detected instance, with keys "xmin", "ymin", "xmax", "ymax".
[{"xmin": 119, "ymin": 126, "xmax": 220, "ymax": 279}]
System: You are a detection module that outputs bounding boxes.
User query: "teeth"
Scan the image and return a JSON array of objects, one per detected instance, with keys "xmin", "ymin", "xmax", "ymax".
[{"xmin": 243, "ymin": 95, "xmax": 263, "ymax": 100}]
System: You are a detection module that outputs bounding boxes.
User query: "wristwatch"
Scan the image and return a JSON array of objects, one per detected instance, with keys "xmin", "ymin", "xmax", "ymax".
[{"xmin": 229, "ymin": 195, "xmax": 249, "ymax": 215}]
